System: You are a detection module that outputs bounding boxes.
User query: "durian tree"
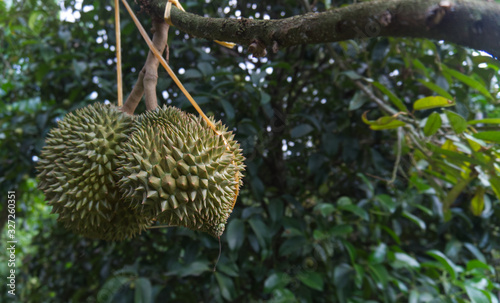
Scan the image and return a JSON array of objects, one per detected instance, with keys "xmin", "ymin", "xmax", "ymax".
[{"xmin": 2, "ymin": 0, "xmax": 500, "ymax": 301}]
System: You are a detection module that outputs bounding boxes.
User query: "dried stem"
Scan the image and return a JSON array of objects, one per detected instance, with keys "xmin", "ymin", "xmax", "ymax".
[{"xmin": 115, "ymin": 0, "xmax": 123, "ymax": 107}]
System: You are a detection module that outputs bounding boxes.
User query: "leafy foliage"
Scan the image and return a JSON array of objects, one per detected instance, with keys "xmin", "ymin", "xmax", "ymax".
[{"xmin": 1, "ymin": 0, "xmax": 500, "ymax": 302}]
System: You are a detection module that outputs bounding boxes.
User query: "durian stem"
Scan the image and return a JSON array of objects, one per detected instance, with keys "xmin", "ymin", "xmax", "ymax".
[
  {"xmin": 122, "ymin": 23, "xmax": 169, "ymax": 114},
  {"xmin": 115, "ymin": 0, "xmax": 123, "ymax": 107},
  {"xmin": 120, "ymin": 0, "xmax": 216, "ymax": 130},
  {"xmin": 143, "ymin": 21, "xmax": 170, "ymax": 111},
  {"xmin": 122, "ymin": 68, "xmax": 145, "ymax": 114}
]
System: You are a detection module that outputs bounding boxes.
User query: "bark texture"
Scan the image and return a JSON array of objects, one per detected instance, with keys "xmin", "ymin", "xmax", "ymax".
[{"xmin": 139, "ymin": 0, "xmax": 500, "ymax": 58}]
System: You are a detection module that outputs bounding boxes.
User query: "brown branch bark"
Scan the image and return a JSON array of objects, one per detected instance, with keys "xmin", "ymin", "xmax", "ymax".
[
  {"xmin": 140, "ymin": 0, "xmax": 500, "ymax": 58},
  {"xmin": 121, "ymin": 20, "xmax": 170, "ymax": 114}
]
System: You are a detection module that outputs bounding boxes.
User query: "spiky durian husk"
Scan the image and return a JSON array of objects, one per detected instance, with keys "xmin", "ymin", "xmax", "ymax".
[
  {"xmin": 78, "ymin": 203, "xmax": 154, "ymax": 241},
  {"xmin": 37, "ymin": 103, "xmax": 151, "ymax": 240},
  {"xmin": 117, "ymin": 106, "xmax": 245, "ymax": 237}
]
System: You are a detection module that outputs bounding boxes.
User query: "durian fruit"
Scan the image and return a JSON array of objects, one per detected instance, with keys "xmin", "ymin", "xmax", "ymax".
[
  {"xmin": 78, "ymin": 203, "xmax": 153, "ymax": 241},
  {"xmin": 117, "ymin": 106, "xmax": 245, "ymax": 237},
  {"xmin": 37, "ymin": 103, "xmax": 151, "ymax": 240}
]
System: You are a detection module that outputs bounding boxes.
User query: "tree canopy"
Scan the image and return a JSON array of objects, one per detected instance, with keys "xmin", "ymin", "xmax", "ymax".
[{"xmin": 1, "ymin": 0, "xmax": 500, "ymax": 302}]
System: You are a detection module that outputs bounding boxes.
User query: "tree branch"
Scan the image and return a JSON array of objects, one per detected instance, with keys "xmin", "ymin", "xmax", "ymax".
[
  {"xmin": 121, "ymin": 20, "xmax": 170, "ymax": 114},
  {"xmin": 141, "ymin": 0, "xmax": 500, "ymax": 58}
]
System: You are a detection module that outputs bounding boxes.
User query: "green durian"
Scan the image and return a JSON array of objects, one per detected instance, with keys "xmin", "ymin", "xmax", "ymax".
[
  {"xmin": 37, "ymin": 103, "xmax": 151, "ymax": 240},
  {"xmin": 117, "ymin": 105, "xmax": 245, "ymax": 237}
]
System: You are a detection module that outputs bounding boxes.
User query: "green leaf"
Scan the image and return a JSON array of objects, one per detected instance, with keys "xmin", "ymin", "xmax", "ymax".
[
  {"xmin": 338, "ymin": 204, "xmax": 369, "ymax": 221},
  {"xmin": 417, "ymin": 79, "xmax": 453, "ymax": 100},
  {"xmin": 337, "ymin": 196, "xmax": 353, "ymax": 206},
  {"xmin": 393, "ymin": 252, "xmax": 420, "ymax": 269},
  {"xmin": 330, "ymin": 224, "xmax": 354, "ymax": 237},
  {"xmin": 97, "ymin": 276, "xmax": 131, "ymax": 303},
  {"xmin": 473, "ymin": 131, "xmax": 500, "ymax": 143},
  {"xmin": 402, "ymin": 211, "xmax": 426, "ymax": 230},
  {"xmin": 220, "ymin": 100, "xmax": 235, "ymax": 120},
  {"xmin": 226, "ymin": 218, "xmax": 245, "ymax": 251},
  {"xmin": 353, "ymin": 264, "xmax": 364, "ymax": 288},
  {"xmin": 369, "ymin": 120, "xmax": 406, "ymax": 130},
  {"xmin": 168, "ymin": 261, "xmax": 210, "ymax": 277},
  {"xmin": 464, "ymin": 243, "xmax": 487, "ymax": 263},
  {"xmin": 342, "ymin": 240, "xmax": 357, "ymax": 264},
  {"xmin": 270, "ymin": 289, "xmax": 296, "ymax": 302},
  {"xmin": 297, "ymin": 272, "xmax": 324, "ymax": 291},
  {"xmin": 465, "ymin": 133, "xmax": 487, "ymax": 152},
  {"xmin": 444, "ymin": 110, "xmax": 467, "ymax": 134},
  {"xmin": 248, "ymin": 217, "xmax": 268, "ymax": 248},
  {"xmin": 423, "ymin": 112, "xmax": 442, "ymax": 136},
  {"xmin": 375, "ymin": 194, "xmax": 396, "ymax": 213},
  {"xmin": 427, "ymin": 143, "xmax": 485, "ymax": 167},
  {"xmin": 343, "ymin": 70, "xmax": 364, "ymax": 80},
  {"xmin": 381, "ymin": 225, "xmax": 401, "ymax": 245},
  {"xmin": 413, "ymin": 59, "xmax": 429, "ymax": 78},
  {"xmin": 426, "ymin": 250, "xmax": 458, "ymax": 280},
  {"xmin": 413, "ymin": 96, "xmax": 455, "ymax": 111},
  {"xmin": 470, "ymin": 188, "xmax": 485, "ymax": 216},
  {"xmin": 279, "ymin": 236, "xmax": 307, "ymax": 256},
  {"xmin": 369, "ymin": 243, "xmax": 387, "ymax": 264},
  {"xmin": 268, "ymin": 199, "xmax": 284, "ymax": 222},
  {"xmin": 333, "ymin": 263, "xmax": 354, "ymax": 288},
  {"xmin": 260, "ymin": 90, "xmax": 271, "ymax": 105},
  {"xmin": 372, "ymin": 81, "xmax": 408, "ymax": 112},
  {"xmin": 362, "ymin": 112, "xmax": 406, "ymax": 130},
  {"xmin": 314, "ymin": 203, "xmax": 335, "ymax": 217},
  {"xmin": 183, "ymin": 69, "xmax": 202, "ymax": 79},
  {"xmin": 368, "ymin": 264, "xmax": 389, "ymax": 288},
  {"xmin": 264, "ymin": 273, "xmax": 290, "ymax": 293},
  {"xmin": 488, "ymin": 176, "xmax": 500, "ymax": 201},
  {"xmin": 468, "ymin": 118, "xmax": 500, "ymax": 125},
  {"xmin": 443, "ymin": 67, "xmax": 494, "ymax": 100},
  {"xmin": 290, "ymin": 124, "xmax": 314, "ymax": 138},
  {"xmin": 197, "ymin": 62, "xmax": 214, "ymax": 76},
  {"xmin": 215, "ymin": 272, "xmax": 236, "ymax": 301},
  {"xmin": 134, "ymin": 277, "xmax": 152, "ymax": 303},
  {"xmin": 28, "ymin": 11, "xmax": 44, "ymax": 33},
  {"xmin": 466, "ymin": 260, "xmax": 492, "ymax": 273},
  {"xmin": 465, "ymin": 285, "xmax": 490, "ymax": 303},
  {"xmin": 348, "ymin": 91, "xmax": 367, "ymax": 111}
]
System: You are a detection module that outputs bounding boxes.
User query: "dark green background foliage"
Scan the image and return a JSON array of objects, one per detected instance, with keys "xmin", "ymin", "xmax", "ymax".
[{"xmin": 1, "ymin": 0, "xmax": 500, "ymax": 302}]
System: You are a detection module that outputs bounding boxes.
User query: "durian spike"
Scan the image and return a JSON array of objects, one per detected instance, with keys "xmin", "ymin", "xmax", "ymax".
[
  {"xmin": 120, "ymin": 0, "xmax": 215, "ymax": 130},
  {"xmin": 115, "ymin": 0, "xmax": 123, "ymax": 106}
]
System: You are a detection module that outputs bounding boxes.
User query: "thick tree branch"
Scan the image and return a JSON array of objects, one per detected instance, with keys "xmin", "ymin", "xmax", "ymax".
[{"xmin": 141, "ymin": 0, "xmax": 500, "ymax": 58}]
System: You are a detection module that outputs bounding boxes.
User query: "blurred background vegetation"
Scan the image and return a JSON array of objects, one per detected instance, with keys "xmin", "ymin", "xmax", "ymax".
[{"xmin": 1, "ymin": 0, "xmax": 500, "ymax": 302}]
